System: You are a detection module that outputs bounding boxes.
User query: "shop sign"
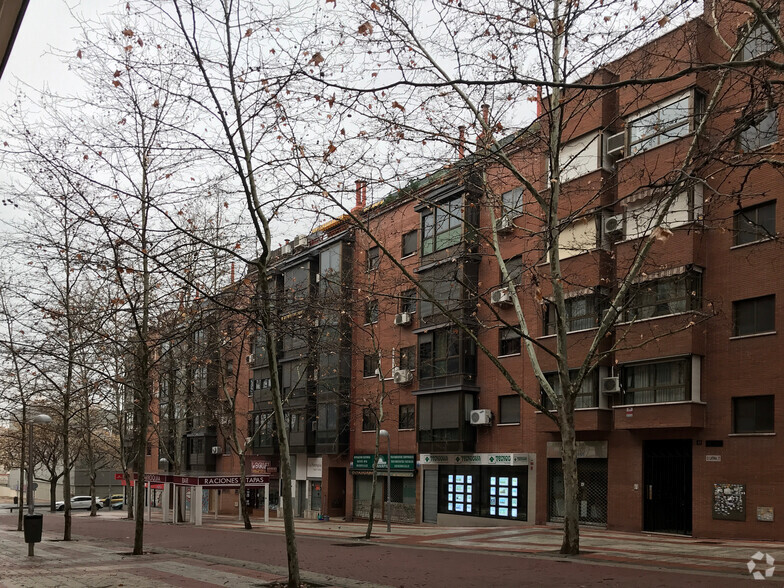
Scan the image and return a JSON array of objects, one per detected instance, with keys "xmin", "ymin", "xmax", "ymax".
[
  {"xmin": 546, "ymin": 441, "xmax": 608, "ymax": 459},
  {"xmin": 352, "ymin": 454, "xmax": 415, "ymax": 471},
  {"xmin": 419, "ymin": 453, "xmax": 530, "ymax": 466},
  {"xmin": 140, "ymin": 473, "xmax": 270, "ymax": 487},
  {"xmin": 307, "ymin": 457, "xmax": 322, "ymax": 479},
  {"xmin": 0, "ymin": 473, "xmax": 9, "ymax": 485}
]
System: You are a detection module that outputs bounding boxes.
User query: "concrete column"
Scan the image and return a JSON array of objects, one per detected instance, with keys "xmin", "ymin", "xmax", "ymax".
[
  {"xmin": 214, "ymin": 489, "xmax": 219, "ymax": 520},
  {"xmin": 146, "ymin": 483, "xmax": 152, "ymax": 522},
  {"xmin": 189, "ymin": 487, "xmax": 195, "ymax": 524},
  {"xmin": 161, "ymin": 483, "xmax": 171, "ymax": 523},
  {"xmin": 194, "ymin": 486, "xmax": 203, "ymax": 526},
  {"xmin": 172, "ymin": 486, "xmax": 179, "ymax": 525}
]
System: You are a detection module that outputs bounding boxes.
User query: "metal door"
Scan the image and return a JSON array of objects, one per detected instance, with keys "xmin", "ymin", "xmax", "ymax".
[
  {"xmin": 423, "ymin": 469, "xmax": 438, "ymax": 523},
  {"xmin": 643, "ymin": 439, "xmax": 692, "ymax": 534}
]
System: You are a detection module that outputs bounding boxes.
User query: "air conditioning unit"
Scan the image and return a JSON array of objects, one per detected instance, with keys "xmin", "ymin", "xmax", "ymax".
[
  {"xmin": 602, "ymin": 377, "xmax": 621, "ymax": 394},
  {"xmin": 603, "ymin": 214, "xmax": 625, "ymax": 239},
  {"xmin": 392, "ymin": 368, "xmax": 413, "ymax": 384},
  {"xmin": 606, "ymin": 131, "xmax": 626, "ymax": 158},
  {"xmin": 211, "ymin": 446, "xmax": 222, "ymax": 455},
  {"xmin": 246, "ymin": 354, "xmax": 254, "ymax": 364},
  {"xmin": 470, "ymin": 409, "xmax": 493, "ymax": 425},
  {"xmin": 394, "ymin": 312, "xmax": 412, "ymax": 326},
  {"xmin": 495, "ymin": 215, "xmax": 514, "ymax": 233},
  {"xmin": 490, "ymin": 287, "xmax": 512, "ymax": 306}
]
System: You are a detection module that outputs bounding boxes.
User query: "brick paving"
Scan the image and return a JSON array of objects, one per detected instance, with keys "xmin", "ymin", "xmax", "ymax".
[{"xmin": 0, "ymin": 508, "xmax": 779, "ymax": 586}]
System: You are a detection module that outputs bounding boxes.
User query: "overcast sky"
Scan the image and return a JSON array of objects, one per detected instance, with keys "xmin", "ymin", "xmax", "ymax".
[{"xmin": 0, "ymin": 0, "xmax": 108, "ymax": 105}]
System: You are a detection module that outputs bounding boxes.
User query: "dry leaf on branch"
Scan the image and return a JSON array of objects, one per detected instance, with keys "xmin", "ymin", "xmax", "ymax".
[
  {"xmin": 310, "ymin": 52, "xmax": 325, "ymax": 65},
  {"xmin": 358, "ymin": 21, "xmax": 373, "ymax": 36},
  {"xmin": 122, "ymin": 28, "xmax": 134, "ymax": 37}
]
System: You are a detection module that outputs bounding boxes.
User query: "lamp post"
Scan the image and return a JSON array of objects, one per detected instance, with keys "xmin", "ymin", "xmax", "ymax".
[
  {"xmin": 26, "ymin": 413, "xmax": 51, "ymax": 556},
  {"xmin": 378, "ymin": 429, "xmax": 391, "ymax": 533}
]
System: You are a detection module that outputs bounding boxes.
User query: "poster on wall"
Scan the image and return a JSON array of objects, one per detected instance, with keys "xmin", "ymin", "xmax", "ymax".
[{"xmin": 712, "ymin": 483, "xmax": 746, "ymax": 521}]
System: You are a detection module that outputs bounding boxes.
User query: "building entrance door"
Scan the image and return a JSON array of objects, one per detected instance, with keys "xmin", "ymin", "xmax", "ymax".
[
  {"xmin": 643, "ymin": 439, "xmax": 692, "ymax": 535},
  {"xmin": 423, "ymin": 469, "xmax": 438, "ymax": 523}
]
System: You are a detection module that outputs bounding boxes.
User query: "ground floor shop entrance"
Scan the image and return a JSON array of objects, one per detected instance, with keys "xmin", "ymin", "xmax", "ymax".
[{"xmin": 643, "ymin": 439, "xmax": 692, "ymax": 535}]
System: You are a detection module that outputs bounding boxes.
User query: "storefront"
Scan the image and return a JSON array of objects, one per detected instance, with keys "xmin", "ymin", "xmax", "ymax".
[
  {"xmin": 546, "ymin": 441, "xmax": 607, "ymax": 526},
  {"xmin": 350, "ymin": 454, "xmax": 416, "ymax": 523},
  {"xmin": 419, "ymin": 453, "xmax": 536, "ymax": 526}
]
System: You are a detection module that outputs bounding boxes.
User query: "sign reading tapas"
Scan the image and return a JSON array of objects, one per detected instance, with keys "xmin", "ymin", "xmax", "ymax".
[{"xmin": 140, "ymin": 473, "xmax": 269, "ymax": 488}]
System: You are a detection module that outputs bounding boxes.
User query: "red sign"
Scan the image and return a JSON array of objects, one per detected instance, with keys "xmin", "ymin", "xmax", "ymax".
[{"xmin": 115, "ymin": 473, "xmax": 124, "ymax": 481}]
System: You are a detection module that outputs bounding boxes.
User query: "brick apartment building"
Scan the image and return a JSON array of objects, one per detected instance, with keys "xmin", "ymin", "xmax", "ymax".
[{"xmin": 147, "ymin": 2, "xmax": 784, "ymax": 540}]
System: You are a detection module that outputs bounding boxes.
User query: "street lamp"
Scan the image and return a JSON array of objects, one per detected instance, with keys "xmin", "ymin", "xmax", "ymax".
[
  {"xmin": 378, "ymin": 429, "xmax": 391, "ymax": 533},
  {"xmin": 26, "ymin": 413, "xmax": 51, "ymax": 557}
]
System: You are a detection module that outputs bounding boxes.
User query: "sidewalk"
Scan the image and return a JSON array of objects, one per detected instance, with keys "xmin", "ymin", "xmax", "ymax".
[{"xmin": 0, "ymin": 508, "xmax": 779, "ymax": 586}]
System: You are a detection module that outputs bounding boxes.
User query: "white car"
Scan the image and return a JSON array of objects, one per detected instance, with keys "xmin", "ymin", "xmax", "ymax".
[{"xmin": 55, "ymin": 496, "xmax": 103, "ymax": 511}]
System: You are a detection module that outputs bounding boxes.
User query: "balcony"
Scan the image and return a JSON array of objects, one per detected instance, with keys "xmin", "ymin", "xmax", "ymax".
[
  {"xmin": 536, "ymin": 408, "xmax": 613, "ymax": 432},
  {"xmin": 613, "ymin": 401, "xmax": 706, "ymax": 430}
]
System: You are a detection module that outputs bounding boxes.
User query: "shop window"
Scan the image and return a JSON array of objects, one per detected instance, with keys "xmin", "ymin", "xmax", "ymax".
[
  {"xmin": 367, "ymin": 246, "xmax": 380, "ymax": 271},
  {"xmin": 488, "ymin": 473, "xmax": 521, "ymax": 518},
  {"xmin": 399, "ymin": 404, "xmax": 415, "ymax": 430},
  {"xmin": 498, "ymin": 395, "xmax": 520, "ymax": 424},
  {"xmin": 362, "ymin": 408, "xmax": 377, "ymax": 432},
  {"xmin": 364, "ymin": 299, "xmax": 379, "ymax": 324},
  {"xmin": 622, "ymin": 358, "xmax": 689, "ymax": 404},
  {"xmin": 499, "ymin": 327, "xmax": 521, "ymax": 357},
  {"xmin": 739, "ymin": 109, "xmax": 778, "ymax": 152},
  {"xmin": 734, "ymin": 201, "xmax": 776, "ymax": 246},
  {"xmin": 545, "ymin": 294, "xmax": 600, "ymax": 334},
  {"xmin": 627, "ymin": 90, "xmax": 704, "ymax": 155},
  {"xmin": 363, "ymin": 353, "xmax": 379, "ymax": 378},
  {"xmin": 422, "ymin": 197, "xmax": 462, "ymax": 255},
  {"xmin": 543, "ymin": 372, "xmax": 599, "ymax": 410},
  {"xmin": 437, "ymin": 465, "xmax": 528, "ymax": 520},
  {"xmin": 623, "ymin": 271, "xmax": 702, "ymax": 322},
  {"xmin": 402, "ymin": 230, "xmax": 418, "ymax": 257},
  {"xmin": 548, "ymin": 458, "xmax": 607, "ymax": 524},
  {"xmin": 400, "ymin": 289, "xmax": 417, "ymax": 314},
  {"xmin": 733, "ymin": 295, "xmax": 775, "ymax": 336},
  {"xmin": 501, "ymin": 187, "xmax": 523, "ymax": 218},
  {"xmin": 391, "ymin": 477, "xmax": 416, "ymax": 504},
  {"xmin": 733, "ymin": 395, "xmax": 774, "ymax": 433}
]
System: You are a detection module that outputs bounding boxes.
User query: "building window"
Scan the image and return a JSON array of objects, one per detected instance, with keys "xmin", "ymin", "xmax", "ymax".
[
  {"xmin": 557, "ymin": 132, "xmax": 604, "ymax": 183},
  {"xmin": 623, "ymin": 272, "xmax": 702, "ymax": 322},
  {"xmin": 622, "ymin": 358, "xmax": 689, "ymax": 404},
  {"xmin": 422, "ymin": 197, "xmax": 462, "ymax": 255},
  {"xmin": 623, "ymin": 185, "xmax": 703, "ymax": 240},
  {"xmin": 402, "ymin": 230, "xmax": 418, "ymax": 257},
  {"xmin": 501, "ymin": 256, "xmax": 523, "ymax": 286},
  {"xmin": 499, "ymin": 327, "xmax": 521, "ymax": 356},
  {"xmin": 364, "ymin": 299, "xmax": 379, "ymax": 324},
  {"xmin": 627, "ymin": 91, "xmax": 704, "ymax": 155},
  {"xmin": 545, "ymin": 294, "xmax": 600, "ymax": 335},
  {"xmin": 733, "ymin": 295, "xmax": 775, "ymax": 336},
  {"xmin": 739, "ymin": 109, "xmax": 778, "ymax": 152},
  {"xmin": 419, "ymin": 263, "xmax": 462, "ymax": 318},
  {"xmin": 498, "ymin": 395, "xmax": 520, "ymax": 424},
  {"xmin": 146, "ymin": 442, "xmax": 152, "ymax": 456},
  {"xmin": 363, "ymin": 353, "xmax": 379, "ymax": 378},
  {"xmin": 399, "ymin": 346, "xmax": 416, "ymax": 371},
  {"xmin": 419, "ymin": 329, "xmax": 460, "ymax": 379},
  {"xmin": 225, "ymin": 359, "xmax": 234, "ymax": 377},
  {"xmin": 362, "ymin": 407, "xmax": 377, "ymax": 432},
  {"xmin": 550, "ymin": 216, "xmax": 598, "ymax": 260},
  {"xmin": 399, "ymin": 404, "xmax": 415, "ymax": 430},
  {"xmin": 740, "ymin": 13, "xmax": 777, "ymax": 60},
  {"xmin": 733, "ymin": 395, "xmax": 774, "ymax": 433},
  {"xmin": 501, "ymin": 187, "xmax": 523, "ymax": 217},
  {"xmin": 543, "ymin": 372, "xmax": 598, "ymax": 410},
  {"xmin": 367, "ymin": 246, "xmax": 380, "ymax": 271},
  {"xmin": 734, "ymin": 201, "xmax": 776, "ymax": 245},
  {"xmin": 400, "ymin": 289, "xmax": 417, "ymax": 314}
]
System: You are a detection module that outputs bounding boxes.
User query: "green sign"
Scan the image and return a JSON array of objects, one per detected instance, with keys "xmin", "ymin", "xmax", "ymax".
[{"xmin": 352, "ymin": 454, "xmax": 415, "ymax": 471}]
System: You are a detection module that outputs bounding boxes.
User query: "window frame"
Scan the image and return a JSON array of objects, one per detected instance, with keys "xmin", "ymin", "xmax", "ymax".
[
  {"xmin": 733, "ymin": 295, "xmax": 776, "ymax": 337},
  {"xmin": 626, "ymin": 90, "xmax": 705, "ymax": 156},
  {"xmin": 398, "ymin": 404, "xmax": 415, "ymax": 430},
  {"xmin": 501, "ymin": 187, "xmax": 524, "ymax": 218},
  {"xmin": 739, "ymin": 12, "xmax": 778, "ymax": 61},
  {"xmin": 402, "ymin": 230, "xmax": 418, "ymax": 258},
  {"xmin": 733, "ymin": 201, "xmax": 776, "ymax": 246},
  {"xmin": 545, "ymin": 294, "xmax": 600, "ymax": 335},
  {"xmin": 738, "ymin": 109, "xmax": 778, "ymax": 152},
  {"xmin": 367, "ymin": 246, "xmax": 380, "ymax": 271},
  {"xmin": 542, "ymin": 371, "xmax": 599, "ymax": 410},
  {"xmin": 498, "ymin": 394, "xmax": 521, "ymax": 424},
  {"xmin": 364, "ymin": 299, "xmax": 379, "ymax": 324},
  {"xmin": 363, "ymin": 353, "xmax": 379, "ymax": 378},
  {"xmin": 622, "ymin": 358, "xmax": 690, "ymax": 405},
  {"xmin": 499, "ymin": 327, "xmax": 522, "ymax": 357},
  {"xmin": 399, "ymin": 345, "xmax": 416, "ymax": 371},
  {"xmin": 622, "ymin": 271, "xmax": 702, "ymax": 323},
  {"xmin": 732, "ymin": 395, "xmax": 774, "ymax": 433},
  {"xmin": 400, "ymin": 289, "xmax": 417, "ymax": 314},
  {"xmin": 421, "ymin": 196, "xmax": 463, "ymax": 256},
  {"xmin": 418, "ymin": 328, "xmax": 461, "ymax": 380},
  {"xmin": 362, "ymin": 407, "xmax": 377, "ymax": 432}
]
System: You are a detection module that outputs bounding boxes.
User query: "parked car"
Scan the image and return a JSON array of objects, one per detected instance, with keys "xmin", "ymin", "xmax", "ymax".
[
  {"xmin": 55, "ymin": 496, "xmax": 103, "ymax": 511},
  {"xmin": 102, "ymin": 494, "xmax": 124, "ymax": 509}
]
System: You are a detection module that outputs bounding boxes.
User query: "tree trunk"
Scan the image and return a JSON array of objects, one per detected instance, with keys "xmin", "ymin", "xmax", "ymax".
[
  {"xmin": 16, "ymin": 440, "xmax": 24, "ymax": 532},
  {"xmin": 240, "ymin": 471, "xmax": 252, "ymax": 530},
  {"xmin": 559, "ymin": 407, "xmax": 580, "ymax": 555},
  {"xmin": 89, "ymin": 472, "xmax": 97, "ymax": 516},
  {"xmin": 364, "ymin": 431, "xmax": 381, "ymax": 539},
  {"xmin": 50, "ymin": 479, "xmax": 57, "ymax": 512}
]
